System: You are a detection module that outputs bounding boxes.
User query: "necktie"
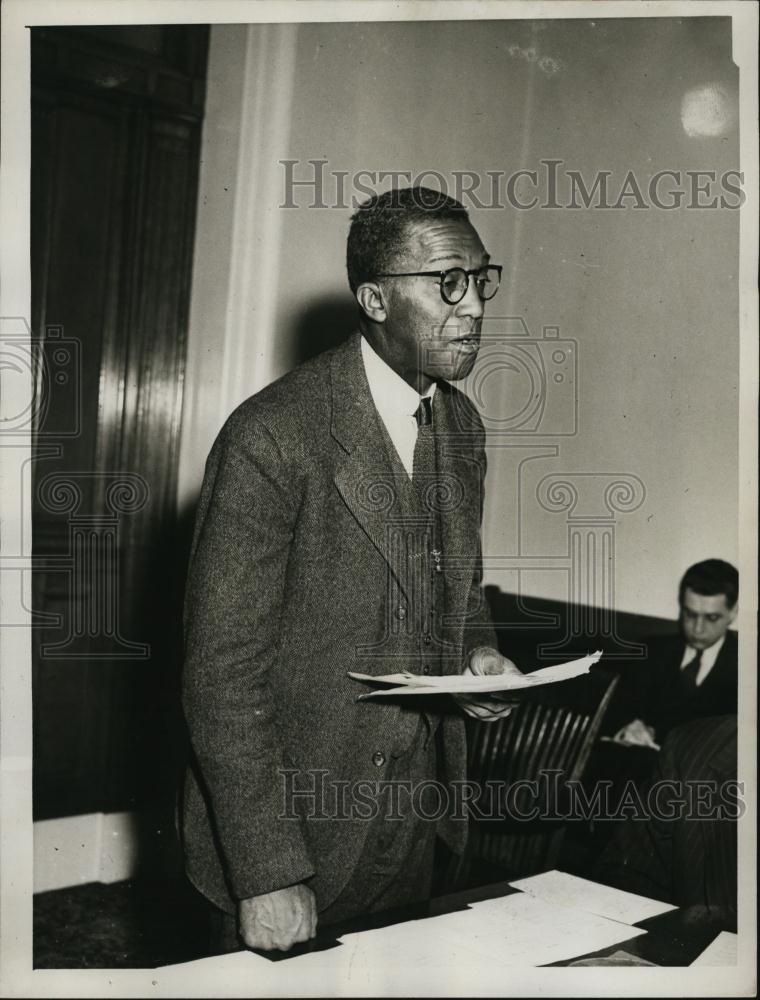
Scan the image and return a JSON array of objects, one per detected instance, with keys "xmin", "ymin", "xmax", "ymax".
[
  {"xmin": 412, "ymin": 395, "xmax": 445, "ymax": 677},
  {"xmin": 413, "ymin": 397, "xmax": 439, "ymax": 551},
  {"xmin": 412, "ymin": 396, "xmax": 435, "ymax": 486},
  {"xmin": 413, "ymin": 395, "xmax": 443, "ymax": 578},
  {"xmin": 681, "ymin": 649, "xmax": 703, "ymax": 690}
]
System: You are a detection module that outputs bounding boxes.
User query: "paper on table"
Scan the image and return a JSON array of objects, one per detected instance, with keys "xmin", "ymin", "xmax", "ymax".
[
  {"xmin": 338, "ymin": 892, "xmax": 646, "ymax": 968},
  {"xmin": 690, "ymin": 930, "xmax": 738, "ymax": 966},
  {"xmin": 349, "ymin": 651, "xmax": 602, "ymax": 697},
  {"xmin": 161, "ymin": 894, "xmax": 647, "ymax": 985},
  {"xmin": 507, "ymin": 870, "xmax": 676, "ymax": 925}
]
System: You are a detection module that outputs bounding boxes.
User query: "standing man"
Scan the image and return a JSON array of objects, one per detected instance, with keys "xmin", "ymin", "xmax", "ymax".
[
  {"xmin": 613, "ymin": 559, "xmax": 738, "ymax": 748},
  {"xmin": 182, "ymin": 188, "xmax": 521, "ymax": 952}
]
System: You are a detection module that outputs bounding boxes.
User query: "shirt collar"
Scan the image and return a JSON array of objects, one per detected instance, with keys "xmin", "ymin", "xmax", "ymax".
[
  {"xmin": 360, "ymin": 335, "xmax": 436, "ymax": 419},
  {"xmin": 682, "ymin": 633, "xmax": 726, "ymax": 674}
]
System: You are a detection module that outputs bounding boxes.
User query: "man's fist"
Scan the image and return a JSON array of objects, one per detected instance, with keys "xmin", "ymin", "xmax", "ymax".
[
  {"xmin": 238, "ymin": 883, "xmax": 317, "ymax": 952},
  {"xmin": 456, "ymin": 646, "xmax": 523, "ymax": 722}
]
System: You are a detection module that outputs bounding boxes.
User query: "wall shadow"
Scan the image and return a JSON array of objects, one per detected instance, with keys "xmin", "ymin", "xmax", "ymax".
[
  {"xmin": 114, "ymin": 496, "xmax": 200, "ymax": 883},
  {"xmin": 291, "ymin": 295, "xmax": 358, "ymax": 366}
]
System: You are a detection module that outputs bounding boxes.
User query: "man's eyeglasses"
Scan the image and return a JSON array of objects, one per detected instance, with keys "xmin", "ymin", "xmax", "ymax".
[{"xmin": 374, "ymin": 265, "xmax": 503, "ymax": 305}]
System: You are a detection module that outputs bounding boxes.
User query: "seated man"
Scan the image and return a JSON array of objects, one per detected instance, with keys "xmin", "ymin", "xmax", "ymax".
[
  {"xmin": 613, "ymin": 559, "xmax": 738, "ymax": 749},
  {"xmin": 595, "ymin": 714, "xmax": 739, "ymax": 931}
]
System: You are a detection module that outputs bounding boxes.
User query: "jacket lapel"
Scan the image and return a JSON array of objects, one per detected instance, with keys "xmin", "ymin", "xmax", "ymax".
[{"xmin": 331, "ymin": 335, "xmax": 413, "ymax": 598}]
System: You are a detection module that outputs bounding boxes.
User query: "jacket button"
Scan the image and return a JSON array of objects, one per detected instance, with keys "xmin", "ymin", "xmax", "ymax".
[
  {"xmin": 396, "ymin": 606, "xmax": 407, "ymax": 620},
  {"xmin": 424, "ymin": 633, "xmax": 432, "ymax": 645},
  {"xmin": 422, "ymin": 666, "xmax": 430, "ymax": 675},
  {"xmin": 372, "ymin": 751, "xmax": 386, "ymax": 767}
]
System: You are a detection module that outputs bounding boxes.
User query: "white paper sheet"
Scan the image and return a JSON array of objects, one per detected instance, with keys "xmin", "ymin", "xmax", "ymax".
[
  {"xmin": 349, "ymin": 651, "xmax": 602, "ymax": 697},
  {"xmin": 690, "ymin": 931, "xmax": 738, "ymax": 966},
  {"xmin": 337, "ymin": 890, "xmax": 645, "ymax": 968},
  {"xmin": 508, "ymin": 870, "xmax": 676, "ymax": 925}
]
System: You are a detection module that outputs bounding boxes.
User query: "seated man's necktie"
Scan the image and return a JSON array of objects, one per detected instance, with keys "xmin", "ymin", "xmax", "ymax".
[{"xmin": 681, "ymin": 649, "xmax": 703, "ymax": 690}]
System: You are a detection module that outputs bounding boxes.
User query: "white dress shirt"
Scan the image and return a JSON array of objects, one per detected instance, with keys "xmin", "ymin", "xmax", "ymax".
[
  {"xmin": 680, "ymin": 634, "xmax": 726, "ymax": 686},
  {"xmin": 360, "ymin": 335, "xmax": 436, "ymax": 478}
]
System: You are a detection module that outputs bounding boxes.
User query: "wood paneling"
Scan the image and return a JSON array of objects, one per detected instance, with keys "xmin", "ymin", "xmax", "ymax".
[{"xmin": 31, "ymin": 25, "xmax": 208, "ymax": 819}]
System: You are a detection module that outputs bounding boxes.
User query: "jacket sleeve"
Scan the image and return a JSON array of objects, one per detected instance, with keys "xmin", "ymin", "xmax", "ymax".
[{"xmin": 182, "ymin": 413, "xmax": 316, "ymax": 900}]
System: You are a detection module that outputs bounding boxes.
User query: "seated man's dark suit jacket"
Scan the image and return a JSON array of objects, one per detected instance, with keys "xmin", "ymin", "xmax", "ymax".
[
  {"xmin": 595, "ymin": 715, "xmax": 738, "ymax": 925},
  {"xmin": 182, "ymin": 332, "xmax": 496, "ymax": 915},
  {"xmin": 617, "ymin": 631, "xmax": 738, "ymax": 744}
]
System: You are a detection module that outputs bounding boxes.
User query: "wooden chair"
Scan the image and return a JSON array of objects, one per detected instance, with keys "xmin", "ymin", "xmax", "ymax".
[{"xmin": 448, "ymin": 668, "xmax": 619, "ymax": 889}]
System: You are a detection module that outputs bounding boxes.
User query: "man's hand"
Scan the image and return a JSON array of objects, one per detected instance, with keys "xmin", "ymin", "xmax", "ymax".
[
  {"xmin": 613, "ymin": 718, "xmax": 660, "ymax": 750},
  {"xmin": 238, "ymin": 883, "xmax": 317, "ymax": 952},
  {"xmin": 456, "ymin": 646, "xmax": 523, "ymax": 722}
]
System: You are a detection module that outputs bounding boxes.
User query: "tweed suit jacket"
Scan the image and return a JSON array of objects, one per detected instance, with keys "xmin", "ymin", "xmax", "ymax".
[{"xmin": 182, "ymin": 332, "xmax": 497, "ymax": 914}]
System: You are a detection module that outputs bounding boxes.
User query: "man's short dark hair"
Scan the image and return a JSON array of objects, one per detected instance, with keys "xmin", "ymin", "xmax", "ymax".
[
  {"xmin": 346, "ymin": 186, "xmax": 470, "ymax": 294},
  {"xmin": 679, "ymin": 559, "xmax": 739, "ymax": 608}
]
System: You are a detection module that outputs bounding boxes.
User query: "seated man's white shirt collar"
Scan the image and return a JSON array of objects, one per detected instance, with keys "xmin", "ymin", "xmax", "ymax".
[
  {"xmin": 360, "ymin": 334, "xmax": 436, "ymax": 479},
  {"xmin": 680, "ymin": 633, "xmax": 726, "ymax": 686}
]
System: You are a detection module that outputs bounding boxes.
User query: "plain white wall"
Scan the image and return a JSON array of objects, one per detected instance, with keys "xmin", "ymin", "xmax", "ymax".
[{"xmin": 180, "ymin": 18, "xmax": 739, "ymax": 620}]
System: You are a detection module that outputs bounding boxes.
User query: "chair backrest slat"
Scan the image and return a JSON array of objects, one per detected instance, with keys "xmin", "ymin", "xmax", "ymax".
[{"xmin": 458, "ymin": 670, "xmax": 621, "ymax": 886}]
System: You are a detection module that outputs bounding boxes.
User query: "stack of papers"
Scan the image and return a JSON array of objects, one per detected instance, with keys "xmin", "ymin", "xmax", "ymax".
[
  {"xmin": 349, "ymin": 651, "xmax": 602, "ymax": 697},
  {"xmin": 162, "ymin": 872, "xmax": 685, "ymax": 984}
]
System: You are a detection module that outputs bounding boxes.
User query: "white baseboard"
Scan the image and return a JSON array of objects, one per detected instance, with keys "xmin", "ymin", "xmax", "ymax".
[{"xmin": 34, "ymin": 811, "xmax": 139, "ymax": 893}]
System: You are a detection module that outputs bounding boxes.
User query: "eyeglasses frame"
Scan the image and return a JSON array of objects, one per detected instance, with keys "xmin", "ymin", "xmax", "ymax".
[{"xmin": 373, "ymin": 265, "xmax": 503, "ymax": 305}]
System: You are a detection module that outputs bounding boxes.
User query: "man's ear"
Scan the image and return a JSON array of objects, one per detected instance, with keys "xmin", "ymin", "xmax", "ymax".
[
  {"xmin": 727, "ymin": 601, "xmax": 738, "ymax": 626},
  {"xmin": 356, "ymin": 281, "xmax": 387, "ymax": 323}
]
